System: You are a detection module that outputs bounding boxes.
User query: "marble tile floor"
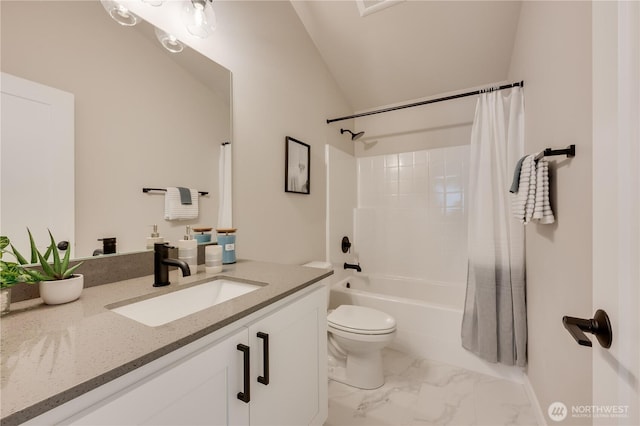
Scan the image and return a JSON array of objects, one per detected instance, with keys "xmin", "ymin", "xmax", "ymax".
[{"xmin": 325, "ymin": 348, "xmax": 538, "ymax": 426}]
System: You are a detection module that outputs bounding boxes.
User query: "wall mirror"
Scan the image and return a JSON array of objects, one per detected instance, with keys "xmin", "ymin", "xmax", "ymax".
[{"xmin": 0, "ymin": 0, "xmax": 232, "ymax": 259}]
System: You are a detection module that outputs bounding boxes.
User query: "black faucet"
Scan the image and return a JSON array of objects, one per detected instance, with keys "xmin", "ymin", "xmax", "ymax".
[
  {"xmin": 344, "ymin": 262, "xmax": 362, "ymax": 272},
  {"xmin": 154, "ymin": 242, "xmax": 191, "ymax": 287}
]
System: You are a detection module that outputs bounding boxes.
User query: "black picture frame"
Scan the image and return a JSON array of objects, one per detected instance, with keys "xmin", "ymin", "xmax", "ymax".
[{"xmin": 285, "ymin": 136, "xmax": 310, "ymax": 194}]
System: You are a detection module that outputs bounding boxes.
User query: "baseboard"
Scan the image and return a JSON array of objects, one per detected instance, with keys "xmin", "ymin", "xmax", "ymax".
[{"xmin": 523, "ymin": 374, "xmax": 547, "ymax": 426}]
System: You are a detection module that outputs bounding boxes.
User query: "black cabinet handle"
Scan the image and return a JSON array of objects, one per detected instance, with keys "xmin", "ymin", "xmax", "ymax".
[
  {"xmin": 237, "ymin": 344, "xmax": 250, "ymax": 403},
  {"xmin": 257, "ymin": 332, "xmax": 270, "ymax": 385}
]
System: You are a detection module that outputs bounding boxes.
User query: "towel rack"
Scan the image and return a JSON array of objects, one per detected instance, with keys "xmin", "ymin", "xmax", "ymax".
[
  {"xmin": 535, "ymin": 145, "xmax": 576, "ymax": 161},
  {"xmin": 142, "ymin": 187, "xmax": 209, "ymax": 196}
]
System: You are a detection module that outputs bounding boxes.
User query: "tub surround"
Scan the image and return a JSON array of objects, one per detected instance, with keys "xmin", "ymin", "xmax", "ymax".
[{"xmin": 0, "ymin": 260, "xmax": 332, "ymax": 425}]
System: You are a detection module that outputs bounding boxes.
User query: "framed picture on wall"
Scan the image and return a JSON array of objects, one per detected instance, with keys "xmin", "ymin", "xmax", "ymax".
[{"xmin": 285, "ymin": 136, "xmax": 310, "ymax": 194}]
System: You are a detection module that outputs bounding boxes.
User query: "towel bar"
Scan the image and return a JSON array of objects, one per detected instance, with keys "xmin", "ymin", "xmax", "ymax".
[
  {"xmin": 535, "ymin": 145, "xmax": 575, "ymax": 161},
  {"xmin": 142, "ymin": 187, "xmax": 209, "ymax": 196}
]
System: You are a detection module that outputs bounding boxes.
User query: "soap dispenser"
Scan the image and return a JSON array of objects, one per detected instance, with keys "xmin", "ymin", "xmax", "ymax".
[
  {"xmin": 146, "ymin": 225, "xmax": 164, "ymax": 249},
  {"xmin": 178, "ymin": 225, "xmax": 198, "ymax": 273}
]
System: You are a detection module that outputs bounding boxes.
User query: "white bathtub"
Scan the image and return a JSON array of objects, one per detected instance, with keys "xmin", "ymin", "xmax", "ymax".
[{"xmin": 328, "ymin": 272, "xmax": 524, "ymax": 382}]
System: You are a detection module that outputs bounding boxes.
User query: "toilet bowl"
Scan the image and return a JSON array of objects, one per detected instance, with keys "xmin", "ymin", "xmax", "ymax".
[
  {"xmin": 327, "ymin": 305, "xmax": 396, "ymax": 389},
  {"xmin": 302, "ymin": 261, "xmax": 397, "ymax": 390}
]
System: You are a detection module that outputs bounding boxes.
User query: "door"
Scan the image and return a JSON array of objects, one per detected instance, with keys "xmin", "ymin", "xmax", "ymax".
[
  {"xmin": 592, "ymin": 2, "xmax": 640, "ymax": 425},
  {"xmin": 0, "ymin": 72, "xmax": 74, "ymax": 255},
  {"xmin": 248, "ymin": 287, "xmax": 327, "ymax": 426}
]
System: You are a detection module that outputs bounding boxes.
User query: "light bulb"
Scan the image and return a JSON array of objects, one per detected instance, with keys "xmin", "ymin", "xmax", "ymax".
[
  {"xmin": 182, "ymin": 0, "xmax": 216, "ymax": 38},
  {"xmin": 141, "ymin": 0, "xmax": 164, "ymax": 6},
  {"xmin": 155, "ymin": 28, "xmax": 184, "ymax": 53},
  {"xmin": 100, "ymin": 0, "xmax": 141, "ymax": 26}
]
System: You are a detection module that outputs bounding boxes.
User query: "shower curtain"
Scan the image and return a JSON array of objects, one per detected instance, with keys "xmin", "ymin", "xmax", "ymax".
[
  {"xmin": 218, "ymin": 143, "xmax": 233, "ymax": 229},
  {"xmin": 461, "ymin": 87, "xmax": 527, "ymax": 367}
]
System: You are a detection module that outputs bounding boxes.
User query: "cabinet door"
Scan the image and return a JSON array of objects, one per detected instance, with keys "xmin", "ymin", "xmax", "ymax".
[
  {"xmin": 248, "ymin": 287, "xmax": 327, "ymax": 426},
  {"xmin": 67, "ymin": 329, "xmax": 249, "ymax": 426}
]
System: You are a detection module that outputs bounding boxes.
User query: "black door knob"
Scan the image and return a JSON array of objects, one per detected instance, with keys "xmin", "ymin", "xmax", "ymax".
[{"xmin": 562, "ymin": 309, "xmax": 612, "ymax": 349}]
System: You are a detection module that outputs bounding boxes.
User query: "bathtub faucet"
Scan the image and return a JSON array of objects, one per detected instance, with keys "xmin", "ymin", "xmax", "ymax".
[{"xmin": 344, "ymin": 262, "xmax": 362, "ymax": 272}]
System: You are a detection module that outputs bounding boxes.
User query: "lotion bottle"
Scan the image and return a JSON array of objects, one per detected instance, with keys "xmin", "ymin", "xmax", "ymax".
[
  {"xmin": 178, "ymin": 225, "xmax": 198, "ymax": 274},
  {"xmin": 146, "ymin": 224, "xmax": 164, "ymax": 249}
]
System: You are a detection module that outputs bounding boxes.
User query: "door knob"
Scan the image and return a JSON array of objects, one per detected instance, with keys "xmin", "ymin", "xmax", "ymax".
[{"xmin": 562, "ymin": 309, "xmax": 612, "ymax": 348}]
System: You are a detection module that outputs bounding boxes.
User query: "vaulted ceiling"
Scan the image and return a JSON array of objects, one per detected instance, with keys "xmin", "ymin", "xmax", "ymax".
[{"xmin": 292, "ymin": 1, "xmax": 522, "ymax": 112}]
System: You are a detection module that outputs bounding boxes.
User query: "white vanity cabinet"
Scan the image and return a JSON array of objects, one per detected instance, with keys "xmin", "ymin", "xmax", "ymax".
[
  {"xmin": 28, "ymin": 285, "xmax": 327, "ymax": 426},
  {"xmin": 248, "ymin": 286, "xmax": 327, "ymax": 426},
  {"xmin": 67, "ymin": 328, "xmax": 250, "ymax": 426}
]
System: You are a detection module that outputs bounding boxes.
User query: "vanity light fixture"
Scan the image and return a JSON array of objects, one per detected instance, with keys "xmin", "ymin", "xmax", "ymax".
[
  {"xmin": 100, "ymin": 0, "xmax": 141, "ymax": 26},
  {"xmin": 155, "ymin": 28, "xmax": 184, "ymax": 53},
  {"xmin": 182, "ymin": 0, "xmax": 217, "ymax": 39}
]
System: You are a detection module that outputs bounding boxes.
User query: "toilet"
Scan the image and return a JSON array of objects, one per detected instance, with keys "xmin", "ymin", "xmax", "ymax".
[{"xmin": 303, "ymin": 261, "xmax": 397, "ymax": 390}]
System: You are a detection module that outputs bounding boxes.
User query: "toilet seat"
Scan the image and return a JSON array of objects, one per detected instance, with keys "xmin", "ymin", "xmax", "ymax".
[{"xmin": 328, "ymin": 305, "xmax": 396, "ymax": 335}]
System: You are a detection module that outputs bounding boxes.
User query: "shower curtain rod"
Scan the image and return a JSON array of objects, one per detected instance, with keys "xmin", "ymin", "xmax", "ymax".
[{"xmin": 326, "ymin": 81, "xmax": 524, "ymax": 124}]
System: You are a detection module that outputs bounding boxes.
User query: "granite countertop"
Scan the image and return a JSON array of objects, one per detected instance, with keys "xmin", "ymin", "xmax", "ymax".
[{"xmin": 0, "ymin": 260, "xmax": 332, "ymax": 425}]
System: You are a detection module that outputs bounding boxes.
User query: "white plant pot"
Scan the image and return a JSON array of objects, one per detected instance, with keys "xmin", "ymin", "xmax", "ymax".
[{"xmin": 39, "ymin": 274, "xmax": 84, "ymax": 305}]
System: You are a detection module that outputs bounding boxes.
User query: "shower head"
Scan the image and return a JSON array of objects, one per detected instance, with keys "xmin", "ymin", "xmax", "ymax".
[{"xmin": 340, "ymin": 128, "xmax": 365, "ymax": 141}]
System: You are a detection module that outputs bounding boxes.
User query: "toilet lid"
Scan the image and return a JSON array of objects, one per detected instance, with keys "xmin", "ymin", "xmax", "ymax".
[{"xmin": 327, "ymin": 305, "xmax": 396, "ymax": 334}]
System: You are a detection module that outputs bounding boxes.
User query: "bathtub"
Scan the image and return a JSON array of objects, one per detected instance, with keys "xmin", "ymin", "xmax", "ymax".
[{"xmin": 328, "ymin": 272, "xmax": 524, "ymax": 382}]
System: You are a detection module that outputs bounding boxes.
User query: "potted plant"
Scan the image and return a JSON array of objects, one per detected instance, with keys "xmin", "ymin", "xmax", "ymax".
[
  {"xmin": 0, "ymin": 236, "xmax": 37, "ymax": 315},
  {"xmin": 11, "ymin": 229, "xmax": 84, "ymax": 305}
]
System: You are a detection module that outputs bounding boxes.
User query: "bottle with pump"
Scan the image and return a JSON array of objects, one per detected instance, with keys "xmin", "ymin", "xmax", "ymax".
[
  {"xmin": 146, "ymin": 225, "xmax": 164, "ymax": 249},
  {"xmin": 178, "ymin": 225, "xmax": 198, "ymax": 274}
]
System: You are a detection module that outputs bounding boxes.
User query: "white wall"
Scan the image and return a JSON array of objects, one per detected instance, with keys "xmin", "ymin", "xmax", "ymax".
[
  {"xmin": 128, "ymin": 1, "xmax": 353, "ymax": 265},
  {"xmin": 508, "ymin": 2, "xmax": 593, "ymax": 424},
  {"xmin": 353, "ymin": 92, "xmax": 477, "ymax": 158}
]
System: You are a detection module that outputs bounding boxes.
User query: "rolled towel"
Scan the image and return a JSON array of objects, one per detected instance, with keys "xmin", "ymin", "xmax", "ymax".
[
  {"xmin": 511, "ymin": 154, "xmax": 536, "ymax": 223},
  {"xmin": 164, "ymin": 187, "xmax": 199, "ymax": 220},
  {"xmin": 535, "ymin": 159, "xmax": 555, "ymax": 224}
]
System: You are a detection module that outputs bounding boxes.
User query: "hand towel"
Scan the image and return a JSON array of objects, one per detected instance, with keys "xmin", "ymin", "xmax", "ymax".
[
  {"xmin": 164, "ymin": 187, "xmax": 199, "ymax": 220},
  {"xmin": 509, "ymin": 155, "xmax": 528, "ymax": 193},
  {"xmin": 177, "ymin": 186, "xmax": 192, "ymax": 205},
  {"xmin": 533, "ymin": 159, "xmax": 555, "ymax": 224}
]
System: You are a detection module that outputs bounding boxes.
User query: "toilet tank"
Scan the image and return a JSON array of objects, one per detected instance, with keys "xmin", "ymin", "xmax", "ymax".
[{"xmin": 303, "ymin": 261, "xmax": 333, "ymax": 309}]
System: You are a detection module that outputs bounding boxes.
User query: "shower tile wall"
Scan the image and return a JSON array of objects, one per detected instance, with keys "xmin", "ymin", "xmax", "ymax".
[{"xmin": 356, "ymin": 145, "xmax": 469, "ymax": 283}]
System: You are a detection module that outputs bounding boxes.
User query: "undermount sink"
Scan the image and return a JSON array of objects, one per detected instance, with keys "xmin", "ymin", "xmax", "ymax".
[{"xmin": 110, "ymin": 279, "xmax": 262, "ymax": 326}]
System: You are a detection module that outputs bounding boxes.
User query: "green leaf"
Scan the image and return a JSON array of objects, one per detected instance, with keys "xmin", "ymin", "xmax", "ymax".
[
  {"xmin": 26, "ymin": 269, "xmax": 48, "ymax": 282},
  {"xmin": 10, "ymin": 244, "xmax": 29, "ymax": 265},
  {"xmin": 0, "ymin": 236, "xmax": 9, "ymax": 251},
  {"xmin": 36, "ymin": 249, "xmax": 56, "ymax": 279},
  {"xmin": 47, "ymin": 230, "xmax": 61, "ymax": 274},
  {"xmin": 61, "ymin": 243, "xmax": 71, "ymax": 275},
  {"xmin": 43, "ymin": 245, "xmax": 53, "ymax": 262},
  {"xmin": 62, "ymin": 261, "xmax": 83, "ymax": 279},
  {"xmin": 1, "ymin": 260, "xmax": 38, "ymax": 286},
  {"xmin": 27, "ymin": 228, "xmax": 39, "ymax": 264}
]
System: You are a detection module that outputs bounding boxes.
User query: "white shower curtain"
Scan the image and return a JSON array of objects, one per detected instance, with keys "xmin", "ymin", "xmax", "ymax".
[
  {"xmin": 217, "ymin": 143, "xmax": 233, "ymax": 229},
  {"xmin": 461, "ymin": 87, "xmax": 527, "ymax": 367}
]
